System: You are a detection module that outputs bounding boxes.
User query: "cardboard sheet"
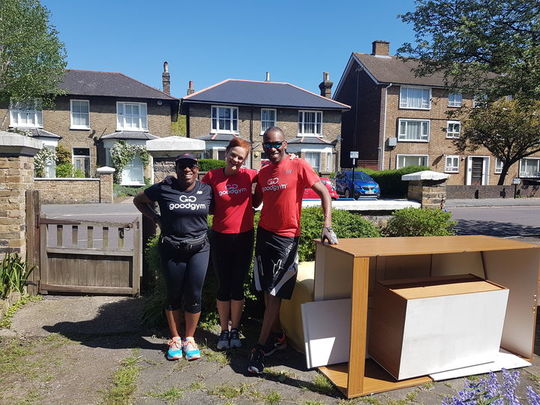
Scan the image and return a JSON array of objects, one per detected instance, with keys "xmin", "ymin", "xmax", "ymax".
[{"xmin": 430, "ymin": 350, "xmax": 531, "ymax": 381}]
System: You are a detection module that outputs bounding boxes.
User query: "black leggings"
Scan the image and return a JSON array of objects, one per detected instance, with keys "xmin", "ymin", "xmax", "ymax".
[
  {"xmin": 159, "ymin": 242, "xmax": 210, "ymax": 313},
  {"xmin": 210, "ymin": 229, "xmax": 254, "ymax": 301}
]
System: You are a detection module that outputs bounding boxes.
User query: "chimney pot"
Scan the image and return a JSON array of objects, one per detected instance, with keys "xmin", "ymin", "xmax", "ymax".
[
  {"xmin": 372, "ymin": 40, "xmax": 390, "ymax": 56},
  {"xmin": 162, "ymin": 61, "xmax": 171, "ymax": 95},
  {"xmin": 187, "ymin": 80, "xmax": 195, "ymax": 95},
  {"xmin": 265, "ymin": 72, "xmax": 270, "ymax": 81},
  {"xmin": 319, "ymin": 72, "xmax": 333, "ymax": 98}
]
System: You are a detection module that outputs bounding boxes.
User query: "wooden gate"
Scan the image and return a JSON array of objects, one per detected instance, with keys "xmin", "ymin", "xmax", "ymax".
[{"xmin": 37, "ymin": 216, "xmax": 141, "ymax": 296}]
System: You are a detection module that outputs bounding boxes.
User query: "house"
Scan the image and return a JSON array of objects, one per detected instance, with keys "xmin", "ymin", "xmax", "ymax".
[
  {"xmin": 181, "ymin": 75, "xmax": 350, "ymax": 174},
  {"xmin": 333, "ymin": 40, "xmax": 540, "ymax": 185},
  {"xmin": 0, "ymin": 63, "xmax": 179, "ymax": 185}
]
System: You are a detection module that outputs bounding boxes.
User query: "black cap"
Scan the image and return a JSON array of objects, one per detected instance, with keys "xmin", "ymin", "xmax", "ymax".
[{"xmin": 175, "ymin": 153, "xmax": 198, "ymax": 163}]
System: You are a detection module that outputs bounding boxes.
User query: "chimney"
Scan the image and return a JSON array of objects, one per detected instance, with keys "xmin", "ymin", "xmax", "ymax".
[
  {"xmin": 318, "ymin": 72, "xmax": 333, "ymax": 98},
  {"xmin": 372, "ymin": 40, "xmax": 390, "ymax": 56},
  {"xmin": 162, "ymin": 61, "xmax": 170, "ymax": 95},
  {"xmin": 265, "ymin": 72, "xmax": 271, "ymax": 81},
  {"xmin": 187, "ymin": 80, "xmax": 195, "ymax": 95}
]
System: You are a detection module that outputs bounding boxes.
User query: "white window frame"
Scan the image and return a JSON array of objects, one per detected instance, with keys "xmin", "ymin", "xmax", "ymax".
[
  {"xmin": 302, "ymin": 150, "xmax": 321, "ymax": 172},
  {"xmin": 260, "ymin": 108, "xmax": 276, "ymax": 135},
  {"xmin": 70, "ymin": 99, "xmax": 90, "ymax": 129},
  {"xmin": 396, "ymin": 154, "xmax": 429, "ymax": 169},
  {"xmin": 398, "ymin": 119, "xmax": 430, "ymax": 142},
  {"xmin": 211, "ymin": 106, "xmax": 238, "ymax": 134},
  {"xmin": 445, "ymin": 155, "xmax": 460, "ymax": 173},
  {"xmin": 495, "ymin": 158, "xmax": 503, "ymax": 174},
  {"xmin": 298, "ymin": 110, "xmax": 323, "ymax": 136},
  {"xmin": 446, "ymin": 121, "xmax": 461, "ymax": 139},
  {"xmin": 116, "ymin": 102, "xmax": 147, "ymax": 131},
  {"xmin": 399, "ymin": 86, "xmax": 431, "ymax": 110},
  {"xmin": 448, "ymin": 92, "xmax": 462, "ymax": 107},
  {"xmin": 519, "ymin": 158, "xmax": 540, "ymax": 178},
  {"xmin": 9, "ymin": 99, "xmax": 43, "ymax": 128}
]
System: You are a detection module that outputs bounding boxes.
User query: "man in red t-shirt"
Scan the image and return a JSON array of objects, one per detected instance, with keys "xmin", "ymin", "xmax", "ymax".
[{"xmin": 247, "ymin": 127, "xmax": 338, "ymax": 375}]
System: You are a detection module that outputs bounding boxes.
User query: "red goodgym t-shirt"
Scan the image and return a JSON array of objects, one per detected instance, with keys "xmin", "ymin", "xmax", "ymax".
[
  {"xmin": 202, "ymin": 168, "xmax": 258, "ymax": 234},
  {"xmin": 257, "ymin": 157, "xmax": 319, "ymax": 237}
]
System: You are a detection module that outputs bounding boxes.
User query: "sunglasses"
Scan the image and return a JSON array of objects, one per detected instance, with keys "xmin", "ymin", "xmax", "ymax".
[
  {"xmin": 262, "ymin": 141, "xmax": 284, "ymax": 149},
  {"xmin": 176, "ymin": 162, "xmax": 199, "ymax": 170}
]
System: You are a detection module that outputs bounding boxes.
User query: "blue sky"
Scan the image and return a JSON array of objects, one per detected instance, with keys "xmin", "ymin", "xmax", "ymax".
[{"xmin": 42, "ymin": 0, "xmax": 418, "ymax": 98}]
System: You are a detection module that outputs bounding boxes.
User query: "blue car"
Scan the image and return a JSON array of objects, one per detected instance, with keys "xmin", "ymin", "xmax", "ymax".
[{"xmin": 335, "ymin": 170, "xmax": 380, "ymax": 199}]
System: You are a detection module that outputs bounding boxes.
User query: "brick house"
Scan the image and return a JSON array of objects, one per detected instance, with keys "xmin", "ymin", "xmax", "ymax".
[
  {"xmin": 333, "ymin": 40, "xmax": 540, "ymax": 185},
  {"xmin": 181, "ymin": 75, "xmax": 350, "ymax": 174},
  {"xmin": 0, "ymin": 64, "xmax": 179, "ymax": 185}
]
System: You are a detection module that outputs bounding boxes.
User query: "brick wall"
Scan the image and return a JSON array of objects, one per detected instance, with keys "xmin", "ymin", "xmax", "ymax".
[
  {"xmin": 34, "ymin": 178, "xmax": 100, "ymax": 203},
  {"xmin": 447, "ymin": 184, "xmax": 539, "ymax": 199},
  {"xmin": 0, "ymin": 156, "xmax": 34, "ymax": 256}
]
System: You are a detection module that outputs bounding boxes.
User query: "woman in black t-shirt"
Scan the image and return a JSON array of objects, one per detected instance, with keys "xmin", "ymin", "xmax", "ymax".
[{"xmin": 133, "ymin": 154, "xmax": 212, "ymax": 361}]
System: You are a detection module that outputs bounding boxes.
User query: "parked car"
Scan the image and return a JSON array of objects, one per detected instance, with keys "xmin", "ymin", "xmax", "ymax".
[
  {"xmin": 303, "ymin": 177, "xmax": 339, "ymax": 200},
  {"xmin": 335, "ymin": 170, "xmax": 380, "ymax": 199}
]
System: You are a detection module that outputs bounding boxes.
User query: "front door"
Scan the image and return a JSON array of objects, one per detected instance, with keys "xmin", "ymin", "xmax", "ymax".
[{"xmin": 471, "ymin": 157, "xmax": 484, "ymax": 185}]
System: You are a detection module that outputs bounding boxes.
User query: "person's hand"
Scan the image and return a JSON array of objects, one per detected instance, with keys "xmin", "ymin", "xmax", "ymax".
[
  {"xmin": 321, "ymin": 226, "xmax": 338, "ymax": 245},
  {"xmin": 289, "ymin": 153, "xmax": 298, "ymax": 160}
]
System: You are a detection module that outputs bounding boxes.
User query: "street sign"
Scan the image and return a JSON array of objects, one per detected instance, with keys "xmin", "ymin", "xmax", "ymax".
[{"xmin": 350, "ymin": 151, "xmax": 359, "ymax": 159}]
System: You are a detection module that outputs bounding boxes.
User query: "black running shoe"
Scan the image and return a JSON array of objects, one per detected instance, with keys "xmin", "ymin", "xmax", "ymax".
[
  {"xmin": 229, "ymin": 328, "xmax": 241, "ymax": 348},
  {"xmin": 216, "ymin": 330, "xmax": 230, "ymax": 351},
  {"xmin": 247, "ymin": 346, "xmax": 265, "ymax": 374},
  {"xmin": 263, "ymin": 331, "xmax": 287, "ymax": 357}
]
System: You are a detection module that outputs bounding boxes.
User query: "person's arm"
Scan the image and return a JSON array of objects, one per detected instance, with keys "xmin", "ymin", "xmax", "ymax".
[
  {"xmin": 252, "ymin": 182, "xmax": 263, "ymax": 208},
  {"xmin": 133, "ymin": 191, "xmax": 161, "ymax": 226},
  {"xmin": 311, "ymin": 181, "xmax": 338, "ymax": 244}
]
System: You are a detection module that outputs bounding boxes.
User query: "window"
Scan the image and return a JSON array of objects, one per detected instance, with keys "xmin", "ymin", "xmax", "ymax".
[
  {"xmin": 72, "ymin": 148, "xmax": 90, "ymax": 177},
  {"xmin": 298, "ymin": 111, "xmax": 322, "ymax": 136},
  {"xmin": 9, "ymin": 99, "xmax": 43, "ymax": 128},
  {"xmin": 117, "ymin": 102, "xmax": 147, "ymax": 131},
  {"xmin": 211, "ymin": 106, "xmax": 238, "ymax": 133},
  {"xmin": 448, "ymin": 93, "xmax": 462, "ymax": 107},
  {"xmin": 397, "ymin": 154, "xmax": 428, "ymax": 169},
  {"xmin": 399, "ymin": 87, "xmax": 431, "ymax": 109},
  {"xmin": 261, "ymin": 109, "xmax": 276, "ymax": 134},
  {"xmin": 303, "ymin": 151, "xmax": 321, "ymax": 171},
  {"xmin": 495, "ymin": 158, "xmax": 503, "ymax": 174},
  {"xmin": 398, "ymin": 119, "xmax": 430, "ymax": 142},
  {"xmin": 520, "ymin": 158, "xmax": 540, "ymax": 178},
  {"xmin": 445, "ymin": 155, "xmax": 460, "ymax": 173},
  {"xmin": 446, "ymin": 121, "xmax": 461, "ymax": 138},
  {"xmin": 70, "ymin": 100, "xmax": 90, "ymax": 129}
]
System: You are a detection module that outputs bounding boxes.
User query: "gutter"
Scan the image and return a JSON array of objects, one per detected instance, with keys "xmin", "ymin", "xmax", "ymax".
[{"xmin": 381, "ymin": 83, "xmax": 393, "ymax": 170}]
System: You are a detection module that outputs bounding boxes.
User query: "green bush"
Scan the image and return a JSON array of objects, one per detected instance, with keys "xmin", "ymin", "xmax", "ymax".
[
  {"xmin": 299, "ymin": 208, "xmax": 381, "ymax": 261},
  {"xmin": 55, "ymin": 163, "xmax": 85, "ymax": 178},
  {"xmin": 198, "ymin": 159, "xmax": 226, "ymax": 172},
  {"xmin": 358, "ymin": 166, "xmax": 429, "ymax": 198},
  {"xmin": 383, "ymin": 207, "xmax": 456, "ymax": 237},
  {"xmin": 0, "ymin": 253, "xmax": 35, "ymax": 299},
  {"xmin": 113, "ymin": 184, "xmax": 148, "ymax": 198},
  {"xmin": 55, "ymin": 145, "xmax": 71, "ymax": 165}
]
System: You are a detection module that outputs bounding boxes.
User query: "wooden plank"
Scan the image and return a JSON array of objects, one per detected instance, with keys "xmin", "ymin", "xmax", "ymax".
[
  {"xmin": 132, "ymin": 219, "xmax": 142, "ymax": 291},
  {"xmin": 315, "ymin": 236, "xmax": 539, "ymax": 258},
  {"xmin": 40, "ymin": 218, "xmax": 133, "ymax": 228},
  {"xmin": 39, "ymin": 223, "xmax": 49, "ymax": 294},
  {"xmin": 25, "ymin": 190, "xmax": 40, "ymax": 295},
  {"xmin": 45, "ymin": 248, "xmax": 133, "ymax": 256},
  {"xmin": 39, "ymin": 283, "xmax": 136, "ymax": 295},
  {"xmin": 347, "ymin": 256, "xmax": 370, "ymax": 397}
]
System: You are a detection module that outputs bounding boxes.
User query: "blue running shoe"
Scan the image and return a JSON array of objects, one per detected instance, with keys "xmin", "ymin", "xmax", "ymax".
[
  {"xmin": 183, "ymin": 337, "xmax": 201, "ymax": 361},
  {"xmin": 166, "ymin": 337, "xmax": 182, "ymax": 360}
]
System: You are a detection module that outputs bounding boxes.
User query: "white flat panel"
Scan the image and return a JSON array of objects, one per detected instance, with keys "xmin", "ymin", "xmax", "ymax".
[
  {"xmin": 398, "ymin": 289, "xmax": 509, "ymax": 380},
  {"xmin": 302, "ymin": 298, "xmax": 351, "ymax": 369},
  {"xmin": 430, "ymin": 350, "xmax": 531, "ymax": 381}
]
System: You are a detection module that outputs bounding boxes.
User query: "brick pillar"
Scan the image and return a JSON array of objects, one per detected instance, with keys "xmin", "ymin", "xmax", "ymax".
[
  {"xmin": 0, "ymin": 132, "xmax": 42, "ymax": 258},
  {"xmin": 96, "ymin": 166, "xmax": 115, "ymax": 203},
  {"xmin": 402, "ymin": 170, "xmax": 449, "ymax": 210}
]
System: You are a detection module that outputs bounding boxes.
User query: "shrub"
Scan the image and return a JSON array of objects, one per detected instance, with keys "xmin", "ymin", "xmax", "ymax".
[
  {"xmin": 0, "ymin": 253, "xmax": 35, "ymax": 299},
  {"xmin": 383, "ymin": 207, "xmax": 456, "ymax": 237},
  {"xmin": 113, "ymin": 184, "xmax": 148, "ymax": 198},
  {"xmin": 359, "ymin": 166, "xmax": 429, "ymax": 198},
  {"xmin": 56, "ymin": 163, "xmax": 84, "ymax": 178},
  {"xmin": 198, "ymin": 159, "xmax": 226, "ymax": 172},
  {"xmin": 55, "ymin": 145, "xmax": 71, "ymax": 165},
  {"xmin": 299, "ymin": 207, "xmax": 381, "ymax": 261}
]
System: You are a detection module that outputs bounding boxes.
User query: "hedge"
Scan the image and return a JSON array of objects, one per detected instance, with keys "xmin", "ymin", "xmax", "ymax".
[
  {"xmin": 198, "ymin": 159, "xmax": 226, "ymax": 172},
  {"xmin": 383, "ymin": 207, "xmax": 456, "ymax": 237}
]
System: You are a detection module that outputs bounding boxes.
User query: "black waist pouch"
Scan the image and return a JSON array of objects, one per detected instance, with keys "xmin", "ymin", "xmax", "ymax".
[{"xmin": 161, "ymin": 233, "xmax": 208, "ymax": 256}]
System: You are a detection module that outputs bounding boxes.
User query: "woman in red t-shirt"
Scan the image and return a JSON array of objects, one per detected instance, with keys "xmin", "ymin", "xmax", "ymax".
[{"xmin": 202, "ymin": 138, "xmax": 257, "ymax": 350}]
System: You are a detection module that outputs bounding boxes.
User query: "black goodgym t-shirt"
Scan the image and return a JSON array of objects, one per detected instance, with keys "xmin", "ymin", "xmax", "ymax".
[{"xmin": 144, "ymin": 176, "xmax": 212, "ymax": 238}]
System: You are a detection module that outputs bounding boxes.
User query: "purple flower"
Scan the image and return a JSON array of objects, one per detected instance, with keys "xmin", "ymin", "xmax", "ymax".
[{"xmin": 527, "ymin": 386, "xmax": 540, "ymax": 405}]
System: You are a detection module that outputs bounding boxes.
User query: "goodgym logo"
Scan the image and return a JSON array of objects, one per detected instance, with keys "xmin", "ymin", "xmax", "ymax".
[
  {"xmin": 267, "ymin": 177, "xmax": 279, "ymax": 185},
  {"xmin": 169, "ymin": 194, "xmax": 206, "ymax": 210},
  {"xmin": 263, "ymin": 177, "xmax": 286, "ymax": 192},
  {"xmin": 218, "ymin": 183, "xmax": 247, "ymax": 196}
]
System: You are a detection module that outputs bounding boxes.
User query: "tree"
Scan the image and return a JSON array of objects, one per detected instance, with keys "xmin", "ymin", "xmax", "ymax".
[
  {"xmin": 455, "ymin": 99, "xmax": 540, "ymax": 184},
  {"xmin": 0, "ymin": 0, "xmax": 66, "ymax": 106},
  {"xmin": 398, "ymin": 0, "xmax": 540, "ymax": 102}
]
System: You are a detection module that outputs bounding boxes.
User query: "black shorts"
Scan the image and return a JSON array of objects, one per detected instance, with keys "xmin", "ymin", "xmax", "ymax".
[{"xmin": 253, "ymin": 227, "xmax": 299, "ymax": 300}]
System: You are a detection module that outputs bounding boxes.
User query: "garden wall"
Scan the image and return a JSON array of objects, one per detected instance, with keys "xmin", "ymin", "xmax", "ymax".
[{"xmin": 447, "ymin": 184, "xmax": 539, "ymax": 199}]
